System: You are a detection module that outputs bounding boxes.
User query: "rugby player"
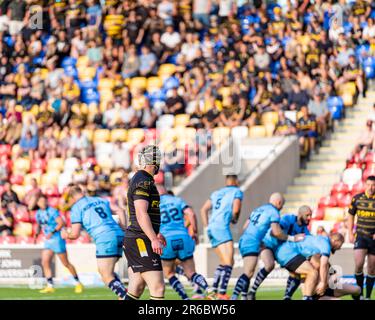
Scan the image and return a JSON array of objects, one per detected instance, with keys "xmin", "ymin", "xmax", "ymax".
[
  {"xmin": 231, "ymin": 193, "xmax": 304, "ymax": 300},
  {"xmin": 34, "ymin": 195, "xmax": 83, "ymax": 294},
  {"xmin": 157, "ymin": 184, "xmax": 213, "ymax": 300},
  {"xmin": 348, "ymin": 175, "xmax": 375, "ymax": 300},
  {"xmin": 247, "ymin": 205, "xmax": 312, "ymax": 300},
  {"xmin": 61, "ymin": 185, "xmax": 127, "ymax": 299},
  {"xmin": 274, "ymin": 233, "xmax": 345, "ymax": 300},
  {"xmin": 200, "ymin": 175, "xmax": 243, "ymax": 300},
  {"xmin": 123, "ymin": 145, "xmax": 166, "ymax": 300}
]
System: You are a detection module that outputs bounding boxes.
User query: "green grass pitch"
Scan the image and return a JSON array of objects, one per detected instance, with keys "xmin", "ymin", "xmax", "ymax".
[{"xmin": 0, "ymin": 286, "xmax": 357, "ymax": 300}]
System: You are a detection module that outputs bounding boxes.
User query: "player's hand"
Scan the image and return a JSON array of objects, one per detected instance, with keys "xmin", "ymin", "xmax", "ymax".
[
  {"xmin": 151, "ymin": 238, "xmax": 163, "ymax": 255},
  {"xmin": 192, "ymin": 233, "xmax": 199, "ymax": 244},
  {"xmin": 157, "ymin": 233, "xmax": 166, "ymax": 247},
  {"xmin": 315, "ymin": 281, "xmax": 327, "ymax": 296},
  {"xmin": 61, "ymin": 229, "xmax": 68, "ymax": 240},
  {"xmin": 294, "ymin": 233, "xmax": 305, "ymax": 242},
  {"xmin": 45, "ymin": 233, "xmax": 52, "ymax": 240},
  {"xmin": 349, "ymin": 232, "xmax": 355, "ymax": 244}
]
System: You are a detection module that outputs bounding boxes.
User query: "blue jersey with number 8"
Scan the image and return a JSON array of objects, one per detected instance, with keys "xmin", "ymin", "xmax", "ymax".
[
  {"xmin": 208, "ymin": 186, "xmax": 243, "ymax": 228},
  {"xmin": 243, "ymin": 203, "xmax": 280, "ymax": 241},
  {"xmin": 159, "ymin": 194, "xmax": 189, "ymax": 236},
  {"xmin": 70, "ymin": 196, "xmax": 124, "ymax": 242}
]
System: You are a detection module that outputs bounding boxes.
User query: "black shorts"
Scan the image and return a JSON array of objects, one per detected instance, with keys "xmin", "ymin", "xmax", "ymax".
[
  {"xmin": 354, "ymin": 235, "xmax": 375, "ymax": 255},
  {"xmin": 284, "ymin": 254, "xmax": 306, "ymax": 272},
  {"xmin": 123, "ymin": 234, "xmax": 163, "ymax": 273}
]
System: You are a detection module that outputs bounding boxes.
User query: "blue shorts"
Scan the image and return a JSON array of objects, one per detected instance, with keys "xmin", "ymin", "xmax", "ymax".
[
  {"xmin": 275, "ymin": 242, "xmax": 300, "ymax": 267},
  {"xmin": 239, "ymin": 234, "xmax": 261, "ymax": 257},
  {"xmin": 207, "ymin": 226, "xmax": 232, "ymax": 248},
  {"xmin": 96, "ymin": 234, "xmax": 124, "ymax": 258},
  {"xmin": 298, "ymin": 130, "xmax": 318, "ymax": 138},
  {"xmin": 45, "ymin": 234, "xmax": 66, "ymax": 254},
  {"xmin": 161, "ymin": 233, "xmax": 195, "ymax": 261}
]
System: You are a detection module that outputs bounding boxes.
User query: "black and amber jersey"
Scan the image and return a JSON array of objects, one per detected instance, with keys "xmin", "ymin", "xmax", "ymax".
[
  {"xmin": 306, "ymin": 47, "xmax": 320, "ymax": 65},
  {"xmin": 127, "ymin": 170, "xmax": 160, "ymax": 236},
  {"xmin": 297, "ymin": 116, "xmax": 317, "ymax": 132},
  {"xmin": 352, "ymin": 1, "xmax": 368, "ymax": 16},
  {"xmin": 348, "ymin": 192, "xmax": 375, "ymax": 238}
]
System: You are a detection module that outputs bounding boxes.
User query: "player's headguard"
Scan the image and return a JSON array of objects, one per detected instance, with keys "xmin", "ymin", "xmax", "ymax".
[{"xmin": 138, "ymin": 144, "xmax": 162, "ymax": 174}]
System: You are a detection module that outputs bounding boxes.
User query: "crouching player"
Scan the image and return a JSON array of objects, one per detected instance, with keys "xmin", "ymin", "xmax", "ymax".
[
  {"xmin": 248, "ymin": 205, "xmax": 312, "ymax": 300},
  {"xmin": 157, "ymin": 185, "xmax": 212, "ymax": 300},
  {"xmin": 231, "ymin": 193, "xmax": 305, "ymax": 300},
  {"xmin": 275, "ymin": 233, "xmax": 345, "ymax": 300},
  {"xmin": 34, "ymin": 195, "xmax": 83, "ymax": 294},
  {"xmin": 61, "ymin": 185, "xmax": 127, "ymax": 299}
]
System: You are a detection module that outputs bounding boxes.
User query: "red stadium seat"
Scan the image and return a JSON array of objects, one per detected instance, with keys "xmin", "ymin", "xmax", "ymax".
[
  {"xmin": 47, "ymin": 197, "xmax": 60, "ymax": 208},
  {"xmin": 29, "ymin": 211, "xmax": 37, "ymax": 224},
  {"xmin": 43, "ymin": 185, "xmax": 60, "ymax": 197},
  {"xmin": 346, "ymin": 162, "xmax": 363, "ymax": 169},
  {"xmin": 0, "ymin": 185, "xmax": 5, "ymax": 196},
  {"xmin": 144, "ymin": 129, "xmax": 159, "ymax": 143},
  {"xmin": 14, "ymin": 208, "xmax": 30, "ymax": 223},
  {"xmin": 363, "ymin": 168, "xmax": 375, "ymax": 181},
  {"xmin": 0, "ymin": 144, "xmax": 11, "ymax": 157},
  {"xmin": 0, "ymin": 236, "xmax": 16, "ymax": 244},
  {"xmin": 16, "ymin": 236, "xmax": 34, "ymax": 244},
  {"xmin": 365, "ymin": 152, "xmax": 375, "ymax": 164},
  {"xmin": 318, "ymin": 195, "xmax": 338, "ymax": 208},
  {"xmin": 365, "ymin": 162, "xmax": 375, "ymax": 171},
  {"xmin": 351, "ymin": 180, "xmax": 366, "ymax": 195},
  {"xmin": 312, "ymin": 207, "xmax": 325, "ymax": 220},
  {"xmin": 31, "ymin": 158, "xmax": 47, "ymax": 173},
  {"xmin": 331, "ymin": 182, "xmax": 349, "ymax": 196},
  {"xmin": 9, "ymin": 174, "xmax": 24, "ymax": 185},
  {"xmin": 36, "ymin": 234, "xmax": 46, "ymax": 244},
  {"xmin": 336, "ymin": 193, "xmax": 352, "ymax": 208}
]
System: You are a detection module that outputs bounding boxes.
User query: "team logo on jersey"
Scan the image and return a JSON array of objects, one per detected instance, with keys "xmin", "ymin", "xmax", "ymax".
[
  {"xmin": 135, "ymin": 189, "xmax": 149, "ymax": 197},
  {"xmin": 136, "ymin": 238, "xmax": 148, "ymax": 257},
  {"xmin": 151, "ymin": 200, "xmax": 159, "ymax": 208}
]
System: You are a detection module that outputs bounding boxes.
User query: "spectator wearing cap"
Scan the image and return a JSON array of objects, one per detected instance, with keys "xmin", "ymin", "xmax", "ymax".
[{"xmin": 308, "ymin": 91, "xmax": 331, "ymax": 138}]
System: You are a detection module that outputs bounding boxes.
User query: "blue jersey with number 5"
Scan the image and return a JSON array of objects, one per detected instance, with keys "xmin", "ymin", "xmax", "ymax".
[
  {"xmin": 208, "ymin": 186, "xmax": 243, "ymax": 228},
  {"xmin": 243, "ymin": 204, "xmax": 280, "ymax": 241},
  {"xmin": 70, "ymin": 196, "xmax": 124, "ymax": 242},
  {"xmin": 159, "ymin": 194, "xmax": 190, "ymax": 236}
]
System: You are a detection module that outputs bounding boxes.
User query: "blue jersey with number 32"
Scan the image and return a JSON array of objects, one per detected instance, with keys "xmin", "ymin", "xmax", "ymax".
[
  {"xmin": 159, "ymin": 194, "xmax": 189, "ymax": 236},
  {"xmin": 243, "ymin": 203, "xmax": 280, "ymax": 241},
  {"xmin": 208, "ymin": 186, "xmax": 243, "ymax": 228},
  {"xmin": 70, "ymin": 196, "xmax": 124, "ymax": 242}
]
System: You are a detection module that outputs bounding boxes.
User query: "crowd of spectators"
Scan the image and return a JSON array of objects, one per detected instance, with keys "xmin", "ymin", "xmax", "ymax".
[{"xmin": 0, "ymin": 0, "xmax": 374, "ymax": 240}]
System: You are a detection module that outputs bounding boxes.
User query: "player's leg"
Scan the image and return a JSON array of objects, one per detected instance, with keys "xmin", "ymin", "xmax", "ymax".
[
  {"xmin": 332, "ymin": 283, "xmax": 361, "ymax": 299},
  {"xmin": 57, "ymin": 252, "xmax": 83, "ymax": 293},
  {"xmin": 181, "ymin": 257, "xmax": 212, "ymax": 298},
  {"xmin": 248, "ymin": 249, "xmax": 275, "ymax": 300},
  {"xmin": 97, "ymin": 257, "xmax": 127, "ymax": 300},
  {"xmin": 231, "ymin": 255, "xmax": 258, "ymax": 300},
  {"xmin": 365, "ymin": 253, "xmax": 375, "ymax": 300},
  {"xmin": 283, "ymin": 274, "xmax": 301, "ymax": 300},
  {"xmin": 294, "ymin": 261, "xmax": 318, "ymax": 300},
  {"xmin": 141, "ymin": 270, "xmax": 165, "ymax": 300},
  {"xmin": 40, "ymin": 249, "xmax": 55, "ymax": 293},
  {"xmin": 215, "ymin": 241, "xmax": 234, "ymax": 298},
  {"xmin": 162, "ymin": 259, "xmax": 189, "ymax": 300},
  {"xmin": 353, "ymin": 248, "xmax": 367, "ymax": 299},
  {"xmin": 126, "ymin": 267, "xmax": 146, "ymax": 300}
]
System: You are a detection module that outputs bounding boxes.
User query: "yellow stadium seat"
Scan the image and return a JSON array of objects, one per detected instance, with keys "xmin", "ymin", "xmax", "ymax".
[
  {"xmin": 11, "ymin": 185, "xmax": 26, "ymax": 200},
  {"xmin": 158, "ymin": 64, "xmax": 176, "ymax": 78},
  {"xmin": 340, "ymin": 81, "xmax": 357, "ymax": 96},
  {"xmin": 98, "ymin": 78, "xmax": 115, "ymax": 90},
  {"xmin": 15, "ymin": 105, "xmax": 23, "ymax": 113},
  {"xmin": 147, "ymin": 76, "xmax": 163, "ymax": 93},
  {"xmin": 97, "ymin": 157, "xmax": 113, "ymax": 170},
  {"xmin": 342, "ymin": 92, "xmax": 354, "ymax": 107},
  {"xmin": 127, "ymin": 128, "xmax": 145, "ymax": 144},
  {"xmin": 160, "ymin": 128, "xmax": 177, "ymax": 143},
  {"xmin": 249, "ymin": 125, "xmax": 267, "ymax": 138},
  {"xmin": 110, "ymin": 129, "xmax": 127, "ymax": 142},
  {"xmin": 324, "ymin": 207, "xmax": 345, "ymax": 222},
  {"xmin": 212, "ymin": 127, "xmax": 231, "ymax": 145},
  {"xmin": 78, "ymin": 67, "xmax": 96, "ymax": 81},
  {"xmin": 129, "ymin": 77, "xmax": 147, "ymax": 92},
  {"xmin": 261, "ymin": 112, "xmax": 279, "ymax": 126},
  {"xmin": 14, "ymin": 158, "xmax": 30, "ymax": 173},
  {"xmin": 24, "ymin": 173, "xmax": 42, "ymax": 186},
  {"xmin": 41, "ymin": 172, "xmax": 60, "ymax": 186},
  {"xmin": 39, "ymin": 68, "xmax": 49, "ymax": 80},
  {"xmin": 82, "ymin": 128, "xmax": 94, "ymax": 142},
  {"xmin": 47, "ymin": 158, "xmax": 64, "ymax": 172},
  {"xmin": 174, "ymin": 114, "xmax": 190, "ymax": 127},
  {"xmin": 218, "ymin": 87, "xmax": 231, "ymax": 98},
  {"xmin": 76, "ymin": 55, "xmax": 90, "ymax": 68},
  {"xmin": 14, "ymin": 222, "xmax": 33, "ymax": 237},
  {"xmin": 99, "ymin": 89, "xmax": 114, "ymax": 104},
  {"xmin": 94, "ymin": 129, "xmax": 110, "ymax": 143},
  {"xmin": 110, "ymin": 171, "xmax": 123, "ymax": 185},
  {"xmin": 265, "ymin": 124, "xmax": 276, "ymax": 137},
  {"xmin": 30, "ymin": 105, "xmax": 40, "ymax": 116}
]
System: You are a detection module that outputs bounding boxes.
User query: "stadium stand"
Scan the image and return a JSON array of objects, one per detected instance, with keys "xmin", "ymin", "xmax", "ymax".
[{"xmin": 0, "ymin": 0, "xmax": 374, "ymax": 245}]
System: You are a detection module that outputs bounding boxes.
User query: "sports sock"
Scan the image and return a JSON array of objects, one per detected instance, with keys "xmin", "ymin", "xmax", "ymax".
[
  {"xmin": 212, "ymin": 265, "xmax": 224, "ymax": 293},
  {"xmin": 73, "ymin": 275, "xmax": 80, "ymax": 284},
  {"xmin": 284, "ymin": 276, "xmax": 301, "ymax": 300},
  {"xmin": 192, "ymin": 282, "xmax": 204, "ymax": 295},
  {"xmin": 108, "ymin": 278, "xmax": 127, "ymax": 300},
  {"xmin": 241, "ymin": 275, "xmax": 250, "ymax": 300},
  {"xmin": 366, "ymin": 274, "xmax": 375, "ymax": 299},
  {"xmin": 191, "ymin": 272, "xmax": 209, "ymax": 292},
  {"xmin": 46, "ymin": 277, "xmax": 54, "ymax": 288},
  {"xmin": 219, "ymin": 265, "xmax": 232, "ymax": 294},
  {"xmin": 169, "ymin": 275, "xmax": 189, "ymax": 300},
  {"xmin": 249, "ymin": 268, "xmax": 269, "ymax": 294},
  {"xmin": 176, "ymin": 265, "xmax": 185, "ymax": 276},
  {"xmin": 125, "ymin": 292, "xmax": 139, "ymax": 300},
  {"xmin": 303, "ymin": 296, "xmax": 313, "ymax": 300},
  {"xmin": 355, "ymin": 272, "xmax": 364, "ymax": 296},
  {"xmin": 150, "ymin": 296, "xmax": 164, "ymax": 300},
  {"xmin": 231, "ymin": 274, "xmax": 249, "ymax": 300}
]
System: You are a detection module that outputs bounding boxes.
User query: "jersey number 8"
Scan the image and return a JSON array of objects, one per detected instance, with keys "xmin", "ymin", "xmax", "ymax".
[{"xmin": 95, "ymin": 207, "xmax": 108, "ymax": 219}]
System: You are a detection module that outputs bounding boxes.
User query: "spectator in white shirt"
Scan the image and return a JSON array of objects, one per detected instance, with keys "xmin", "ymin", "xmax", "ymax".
[{"xmin": 161, "ymin": 24, "xmax": 181, "ymax": 51}]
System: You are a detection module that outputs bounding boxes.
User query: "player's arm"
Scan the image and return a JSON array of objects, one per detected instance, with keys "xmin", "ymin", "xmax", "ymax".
[
  {"xmin": 271, "ymin": 222, "xmax": 304, "ymax": 242},
  {"xmin": 183, "ymin": 206, "xmax": 198, "ymax": 242},
  {"xmin": 242, "ymin": 218, "xmax": 250, "ymax": 231},
  {"xmin": 231, "ymin": 198, "xmax": 242, "ymax": 224},
  {"xmin": 116, "ymin": 208, "xmax": 127, "ymax": 231},
  {"xmin": 200, "ymin": 199, "xmax": 212, "ymax": 228},
  {"xmin": 347, "ymin": 196, "xmax": 357, "ymax": 243},
  {"xmin": 316, "ymin": 255, "xmax": 330, "ymax": 295},
  {"xmin": 61, "ymin": 223, "xmax": 82, "ymax": 240},
  {"xmin": 134, "ymin": 199, "xmax": 163, "ymax": 255},
  {"xmin": 33, "ymin": 224, "xmax": 41, "ymax": 244}
]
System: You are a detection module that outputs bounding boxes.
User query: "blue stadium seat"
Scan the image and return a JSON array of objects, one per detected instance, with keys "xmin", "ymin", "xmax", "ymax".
[
  {"xmin": 327, "ymin": 96, "xmax": 344, "ymax": 120},
  {"xmin": 163, "ymin": 76, "xmax": 179, "ymax": 91},
  {"xmin": 364, "ymin": 66, "xmax": 375, "ymax": 79}
]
